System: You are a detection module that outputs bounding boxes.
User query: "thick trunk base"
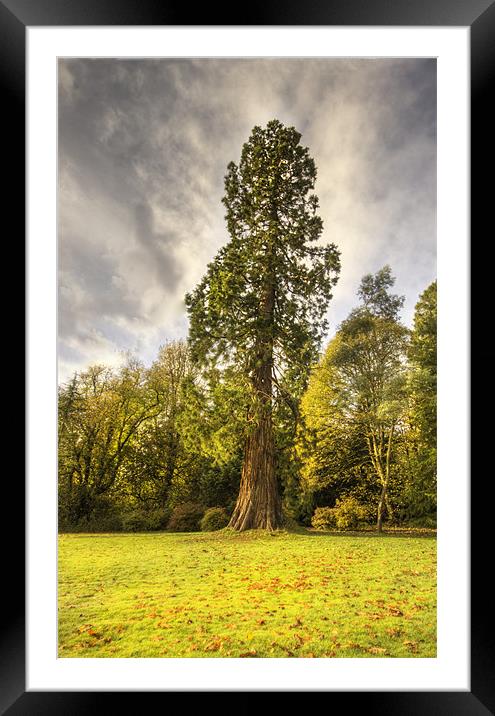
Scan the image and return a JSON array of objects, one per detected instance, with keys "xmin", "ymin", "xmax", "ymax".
[{"xmin": 228, "ymin": 417, "xmax": 282, "ymax": 531}]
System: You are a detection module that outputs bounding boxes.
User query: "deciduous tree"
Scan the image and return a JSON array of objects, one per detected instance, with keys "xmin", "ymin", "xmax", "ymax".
[{"xmin": 299, "ymin": 267, "xmax": 409, "ymax": 532}]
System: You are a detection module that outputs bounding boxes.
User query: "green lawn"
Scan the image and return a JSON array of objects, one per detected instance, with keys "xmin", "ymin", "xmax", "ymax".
[{"xmin": 58, "ymin": 529, "xmax": 436, "ymax": 658}]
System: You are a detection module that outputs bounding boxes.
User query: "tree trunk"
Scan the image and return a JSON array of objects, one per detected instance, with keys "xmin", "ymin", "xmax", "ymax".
[
  {"xmin": 228, "ymin": 411, "xmax": 282, "ymax": 531},
  {"xmin": 229, "ymin": 257, "xmax": 282, "ymax": 530},
  {"xmin": 162, "ymin": 427, "xmax": 178, "ymax": 507},
  {"xmin": 228, "ymin": 357, "xmax": 282, "ymax": 531},
  {"xmin": 377, "ymin": 484, "xmax": 387, "ymax": 533}
]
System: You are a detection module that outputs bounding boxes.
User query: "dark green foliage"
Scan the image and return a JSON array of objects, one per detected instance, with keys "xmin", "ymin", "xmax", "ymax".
[
  {"xmin": 185, "ymin": 119, "xmax": 340, "ymax": 529},
  {"xmin": 200, "ymin": 507, "xmax": 230, "ymax": 532},
  {"xmin": 404, "ymin": 513, "xmax": 437, "ymax": 529},
  {"xmin": 185, "ymin": 120, "xmax": 340, "ymax": 377},
  {"xmin": 121, "ymin": 508, "xmax": 171, "ymax": 532},
  {"xmin": 167, "ymin": 502, "xmax": 206, "ymax": 532},
  {"xmin": 173, "ymin": 368, "xmax": 243, "ymax": 508},
  {"xmin": 59, "ymin": 495, "xmax": 123, "ymax": 533},
  {"xmin": 357, "ymin": 265, "xmax": 405, "ymax": 320},
  {"xmin": 406, "ymin": 280, "xmax": 437, "ymax": 516}
]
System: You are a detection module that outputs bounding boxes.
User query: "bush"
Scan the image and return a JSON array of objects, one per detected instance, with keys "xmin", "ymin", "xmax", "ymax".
[
  {"xmin": 404, "ymin": 513, "xmax": 437, "ymax": 529},
  {"xmin": 121, "ymin": 508, "xmax": 170, "ymax": 532},
  {"xmin": 311, "ymin": 506, "xmax": 337, "ymax": 530},
  {"xmin": 333, "ymin": 496, "xmax": 369, "ymax": 530},
  {"xmin": 167, "ymin": 502, "xmax": 206, "ymax": 532},
  {"xmin": 60, "ymin": 513, "xmax": 123, "ymax": 533},
  {"xmin": 59, "ymin": 494, "xmax": 124, "ymax": 533},
  {"xmin": 311, "ymin": 497, "xmax": 370, "ymax": 531},
  {"xmin": 200, "ymin": 507, "xmax": 230, "ymax": 532}
]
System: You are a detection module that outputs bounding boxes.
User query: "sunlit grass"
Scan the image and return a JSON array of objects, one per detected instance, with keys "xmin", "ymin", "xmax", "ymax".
[{"xmin": 58, "ymin": 529, "xmax": 436, "ymax": 658}]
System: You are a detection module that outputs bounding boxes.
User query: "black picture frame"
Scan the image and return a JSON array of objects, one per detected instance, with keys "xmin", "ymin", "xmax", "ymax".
[{"xmin": 4, "ymin": 0, "xmax": 491, "ymax": 712}]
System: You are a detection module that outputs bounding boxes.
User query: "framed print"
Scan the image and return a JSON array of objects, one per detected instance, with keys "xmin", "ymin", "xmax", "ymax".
[{"xmin": 3, "ymin": 0, "xmax": 491, "ymax": 711}]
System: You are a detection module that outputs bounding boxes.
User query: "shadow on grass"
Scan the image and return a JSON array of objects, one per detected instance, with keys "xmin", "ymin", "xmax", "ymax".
[
  {"xmin": 296, "ymin": 528, "xmax": 437, "ymax": 539},
  {"xmin": 189, "ymin": 525, "xmax": 437, "ymax": 541},
  {"xmin": 58, "ymin": 526, "xmax": 437, "ymax": 540}
]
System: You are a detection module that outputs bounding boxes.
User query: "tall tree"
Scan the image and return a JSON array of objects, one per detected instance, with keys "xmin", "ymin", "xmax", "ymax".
[
  {"xmin": 299, "ymin": 267, "xmax": 409, "ymax": 532},
  {"xmin": 186, "ymin": 119, "xmax": 340, "ymax": 530},
  {"xmin": 123, "ymin": 340, "xmax": 195, "ymax": 509},
  {"xmin": 406, "ymin": 280, "xmax": 437, "ymax": 514},
  {"xmin": 298, "ymin": 333, "xmax": 374, "ymax": 504}
]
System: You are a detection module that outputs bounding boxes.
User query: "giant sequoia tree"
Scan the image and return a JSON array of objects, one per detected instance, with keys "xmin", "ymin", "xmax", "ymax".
[{"xmin": 186, "ymin": 120, "xmax": 340, "ymax": 530}]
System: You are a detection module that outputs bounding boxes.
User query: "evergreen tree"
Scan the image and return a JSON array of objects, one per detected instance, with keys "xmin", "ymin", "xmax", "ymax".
[
  {"xmin": 406, "ymin": 280, "xmax": 437, "ymax": 514},
  {"xmin": 185, "ymin": 119, "xmax": 340, "ymax": 530}
]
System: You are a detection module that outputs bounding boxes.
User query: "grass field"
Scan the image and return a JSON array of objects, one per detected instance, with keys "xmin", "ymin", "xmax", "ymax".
[{"xmin": 58, "ymin": 529, "xmax": 436, "ymax": 658}]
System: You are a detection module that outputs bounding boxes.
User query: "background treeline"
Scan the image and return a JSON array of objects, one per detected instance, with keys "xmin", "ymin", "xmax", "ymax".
[{"xmin": 58, "ymin": 267, "xmax": 436, "ymax": 533}]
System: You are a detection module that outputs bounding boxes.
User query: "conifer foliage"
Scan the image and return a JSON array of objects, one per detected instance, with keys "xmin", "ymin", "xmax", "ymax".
[{"xmin": 185, "ymin": 120, "xmax": 340, "ymax": 530}]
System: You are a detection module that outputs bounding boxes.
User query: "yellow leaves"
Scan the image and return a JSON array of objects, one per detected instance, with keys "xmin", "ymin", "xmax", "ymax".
[
  {"xmin": 77, "ymin": 624, "xmax": 99, "ymax": 637},
  {"xmin": 203, "ymin": 636, "xmax": 231, "ymax": 652},
  {"xmin": 294, "ymin": 632, "xmax": 312, "ymax": 646},
  {"xmin": 76, "ymin": 623, "xmax": 113, "ymax": 647},
  {"xmin": 246, "ymin": 575, "xmax": 313, "ymax": 593},
  {"xmin": 289, "ymin": 617, "xmax": 303, "ymax": 629},
  {"xmin": 204, "ymin": 639, "xmax": 223, "ymax": 652},
  {"xmin": 367, "ymin": 646, "xmax": 388, "ymax": 655}
]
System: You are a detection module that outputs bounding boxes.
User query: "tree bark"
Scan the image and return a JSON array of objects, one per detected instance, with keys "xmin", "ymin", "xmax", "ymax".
[
  {"xmin": 228, "ymin": 281, "xmax": 282, "ymax": 529},
  {"xmin": 228, "ymin": 399, "xmax": 282, "ymax": 530},
  {"xmin": 377, "ymin": 483, "xmax": 387, "ymax": 533}
]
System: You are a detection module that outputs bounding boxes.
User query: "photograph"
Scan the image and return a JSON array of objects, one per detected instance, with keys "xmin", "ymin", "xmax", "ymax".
[{"xmin": 57, "ymin": 57, "xmax": 437, "ymax": 659}]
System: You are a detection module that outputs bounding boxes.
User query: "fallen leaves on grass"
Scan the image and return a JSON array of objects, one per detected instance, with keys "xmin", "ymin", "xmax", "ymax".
[
  {"xmin": 204, "ymin": 639, "xmax": 223, "ymax": 652},
  {"xmin": 290, "ymin": 617, "xmax": 303, "ymax": 628},
  {"xmin": 367, "ymin": 646, "xmax": 388, "ymax": 655}
]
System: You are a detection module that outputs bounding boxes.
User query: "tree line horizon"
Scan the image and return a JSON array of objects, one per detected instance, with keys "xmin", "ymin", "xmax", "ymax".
[{"xmin": 58, "ymin": 119, "xmax": 436, "ymax": 533}]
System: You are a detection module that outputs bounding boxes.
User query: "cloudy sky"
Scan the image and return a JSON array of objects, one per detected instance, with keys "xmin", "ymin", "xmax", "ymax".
[{"xmin": 58, "ymin": 58, "xmax": 436, "ymax": 383}]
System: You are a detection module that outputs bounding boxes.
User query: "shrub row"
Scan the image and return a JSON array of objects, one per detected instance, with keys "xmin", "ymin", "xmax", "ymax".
[{"xmin": 59, "ymin": 503, "xmax": 230, "ymax": 534}]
